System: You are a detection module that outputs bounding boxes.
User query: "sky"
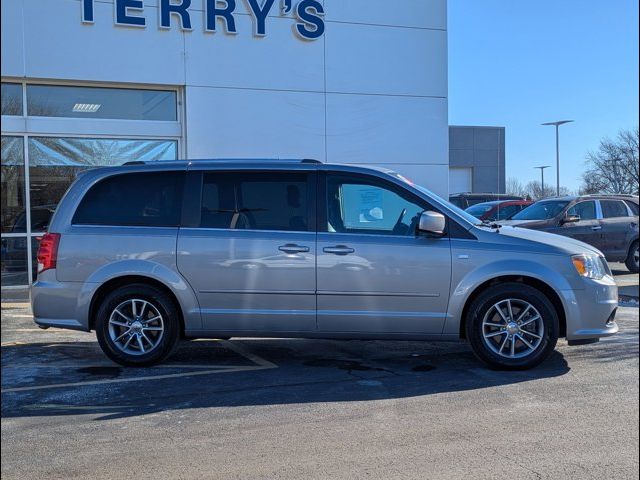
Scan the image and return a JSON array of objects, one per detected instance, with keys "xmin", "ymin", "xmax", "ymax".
[{"xmin": 448, "ymin": 0, "xmax": 639, "ymax": 192}]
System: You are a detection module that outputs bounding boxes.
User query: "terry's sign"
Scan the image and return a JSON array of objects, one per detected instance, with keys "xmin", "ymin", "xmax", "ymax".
[{"xmin": 81, "ymin": 0, "xmax": 325, "ymax": 40}]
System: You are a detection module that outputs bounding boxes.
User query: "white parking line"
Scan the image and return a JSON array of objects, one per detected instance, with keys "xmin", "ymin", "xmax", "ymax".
[
  {"xmin": 1, "ymin": 365, "xmax": 272, "ymax": 393},
  {"xmin": 1, "ymin": 339, "xmax": 278, "ymax": 394}
]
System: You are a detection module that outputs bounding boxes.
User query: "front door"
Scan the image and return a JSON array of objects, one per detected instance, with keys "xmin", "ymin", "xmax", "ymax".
[
  {"xmin": 551, "ymin": 200, "xmax": 604, "ymax": 250},
  {"xmin": 177, "ymin": 170, "xmax": 317, "ymax": 333},
  {"xmin": 316, "ymin": 172, "xmax": 451, "ymax": 335}
]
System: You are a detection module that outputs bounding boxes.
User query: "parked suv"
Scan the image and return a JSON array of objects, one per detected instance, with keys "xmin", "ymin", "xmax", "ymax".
[
  {"xmin": 504, "ymin": 195, "xmax": 639, "ymax": 273},
  {"xmin": 32, "ymin": 161, "xmax": 619, "ymax": 370}
]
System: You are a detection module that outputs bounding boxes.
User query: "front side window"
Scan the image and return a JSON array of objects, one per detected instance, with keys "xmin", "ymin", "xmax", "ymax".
[
  {"xmin": 73, "ymin": 172, "xmax": 184, "ymax": 227},
  {"xmin": 200, "ymin": 172, "xmax": 310, "ymax": 232},
  {"xmin": 600, "ymin": 200, "xmax": 629, "ymax": 219},
  {"xmin": 327, "ymin": 175, "xmax": 425, "ymax": 236},
  {"xmin": 567, "ymin": 201, "xmax": 597, "ymax": 220}
]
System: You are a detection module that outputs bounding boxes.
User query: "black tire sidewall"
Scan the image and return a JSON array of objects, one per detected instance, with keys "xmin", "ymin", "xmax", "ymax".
[
  {"xmin": 466, "ymin": 283, "xmax": 559, "ymax": 370},
  {"xmin": 95, "ymin": 284, "xmax": 180, "ymax": 367},
  {"xmin": 625, "ymin": 240, "xmax": 639, "ymax": 273}
]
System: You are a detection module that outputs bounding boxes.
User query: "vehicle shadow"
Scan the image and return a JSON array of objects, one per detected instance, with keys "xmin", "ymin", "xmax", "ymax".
[{"xmin": 0, "ymin": 338, "xmax": 582, "ymax": 421}]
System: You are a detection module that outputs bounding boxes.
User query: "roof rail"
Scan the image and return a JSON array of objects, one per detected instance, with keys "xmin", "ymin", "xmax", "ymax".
[
  {"xmin": 581, "ymin": 193, "xmax": 638, "ymax": 198},
  {"xmin": 123, "ymin": 161, "xmax": 146, "ymax": 166},
  {"xmin": 301, "ymin": 159, "xmax": 323, "ymax": 164}
]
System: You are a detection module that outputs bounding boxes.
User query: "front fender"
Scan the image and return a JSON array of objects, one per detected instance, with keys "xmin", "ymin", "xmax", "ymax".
[
  {"xmin": 78, "ymin": 259, "xmax": 202, "ymax": 331},
  {"xmin": 443, "ymin": 258, "xmax": 574, "ymax": 336}
]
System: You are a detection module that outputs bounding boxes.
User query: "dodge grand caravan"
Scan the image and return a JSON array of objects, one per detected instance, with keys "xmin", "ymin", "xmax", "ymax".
[{"xmin": 32, "ymin": 160, "xmax": 619, "ymax": 370}]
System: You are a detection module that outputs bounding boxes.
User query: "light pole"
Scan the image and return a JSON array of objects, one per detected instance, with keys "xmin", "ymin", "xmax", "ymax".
[
  {"xmin": 542, "ymin": 120, "xmax": 573, "ymax": 196},
  {"xmin": 534, "ymin": 165, "xmax": 551, "ymax": 198}
]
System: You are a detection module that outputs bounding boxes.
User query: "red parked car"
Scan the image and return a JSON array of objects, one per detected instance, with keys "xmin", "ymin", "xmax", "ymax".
[{"xmin": 465, "ymin": 199, "xmax": 534, "ymax": 222}]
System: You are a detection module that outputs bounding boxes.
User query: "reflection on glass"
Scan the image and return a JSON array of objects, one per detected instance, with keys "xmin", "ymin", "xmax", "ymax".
[
  {"xmin": 1, "ymin": 137, "xmax": 26, "ymax": 233},
  {"xmin": 28, "ymin": 137, "xmax": 178, "ymax": 232},
  {"xmin": 27, "ymin": 85, "xmax": 177, "ymax": 121},
  {"xmin": 1, "ymin": 237, "xmax": 28, "ymax": 286},
  {"xmin": 1, "ymin": 83, "xmax": 23, "ymax": 116}
]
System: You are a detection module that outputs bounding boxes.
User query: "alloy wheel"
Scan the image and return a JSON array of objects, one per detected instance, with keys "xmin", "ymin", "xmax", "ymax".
[
  {"xmin": 482, "ymin": 298, "xmax": 544, "ymax": 359},
  {"xmin": 108, "ymin": 299, "xmax": 165, "ymax": 356}
]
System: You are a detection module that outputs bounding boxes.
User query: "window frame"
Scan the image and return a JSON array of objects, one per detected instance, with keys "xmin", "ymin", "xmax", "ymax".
[
  {"xmin": 599, "ymin": 199, "xmax": 630, "ymax": 219},
  {"xmin": 318, "ymin": 171, "xmax": 441, "ymax": 238},
  {"xmin": 566, "ymin": 200, "xmax": 598, "ymax": 221},
  {"xmin": 183, "ymin": 169, "xmax": 317, "ymax": 233}
]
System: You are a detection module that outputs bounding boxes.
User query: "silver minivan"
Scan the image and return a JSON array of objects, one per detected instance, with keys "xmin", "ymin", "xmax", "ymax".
[{"xmin": 32, "ymin": 160, "xmax": 619, "ymax": 369}]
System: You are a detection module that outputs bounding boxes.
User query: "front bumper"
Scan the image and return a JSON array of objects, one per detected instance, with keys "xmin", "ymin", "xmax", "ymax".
[{"xmin": 563, "ymin": 275, "xmax": 619, "ymax": 341}]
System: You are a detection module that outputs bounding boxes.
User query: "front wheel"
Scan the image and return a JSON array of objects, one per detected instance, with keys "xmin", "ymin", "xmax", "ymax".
[
  {"xmin": 625, "ymin": 240, "xmax": 639, "ymax": 273},
  {"xmin": 95, "ymin": 284, "xmax": 181, "ymax": 367},
  {"xmin": 466, "ymin": 283, "xmax": 559, "ymax": 370}
]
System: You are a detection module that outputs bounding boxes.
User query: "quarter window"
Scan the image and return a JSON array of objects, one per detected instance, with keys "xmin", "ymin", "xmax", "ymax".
[
  {"xmin": 200, "ymin": 172, "xmax": 310, "ymax": 232},
  {"xmin": 624, "ymin": 200, "xmax": 639, "ymax": 216},
  {"xmin": 567, "ymin": 201, "xmax": 597, "ymax": 220},
  {"xmin": 327, "ymin": 175, "xmax": 425, "ymax": 236},
  {"xmin": 73, "ymin": 172, "xmax": 184, "ymax": 227},
  {"xmin": 600, "ymin": 200, "xmax": 629, "ymax": 219}
]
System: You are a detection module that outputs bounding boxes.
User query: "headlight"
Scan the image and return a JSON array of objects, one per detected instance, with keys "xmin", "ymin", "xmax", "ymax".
[{"xmin": 571, "ymin": 254, "xmax": 606, "ymax": 279}]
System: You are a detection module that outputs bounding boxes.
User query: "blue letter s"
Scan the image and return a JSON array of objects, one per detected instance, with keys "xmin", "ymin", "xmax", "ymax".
[{"xmin": 295, "ymin": 0, "xmax": 324, "ymax": 40}]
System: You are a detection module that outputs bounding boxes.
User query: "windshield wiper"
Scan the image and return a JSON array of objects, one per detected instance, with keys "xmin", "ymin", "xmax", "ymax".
[{"xmin": 475, "ymin": 220, "xmax": 502, "ymax": 229}]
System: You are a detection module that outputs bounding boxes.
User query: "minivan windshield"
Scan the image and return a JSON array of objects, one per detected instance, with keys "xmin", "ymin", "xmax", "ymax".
[{"xmin": 511, "ymin": 200, "xmax": 569, "ymax": 221}]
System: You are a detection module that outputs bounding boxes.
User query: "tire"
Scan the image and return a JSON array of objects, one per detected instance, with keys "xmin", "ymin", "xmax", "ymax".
[
  {"xmin": 625, "ymin": 240, "xmax": 639, "ymax": 273},
  {"xmin": 95, "ymin": 283, "xmax": 181, "ymax": 367},
  {"xmin": 465, "ymin": 282, "xmax": 559, "ymax": 370}
]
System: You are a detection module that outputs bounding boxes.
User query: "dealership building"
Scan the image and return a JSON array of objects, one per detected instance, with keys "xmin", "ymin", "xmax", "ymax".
[{"xmin": 1, "ymin": 0, "xmax": 504, "ymax": 292}]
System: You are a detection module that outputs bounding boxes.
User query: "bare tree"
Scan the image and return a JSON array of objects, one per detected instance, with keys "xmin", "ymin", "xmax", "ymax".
[
  {"xmin": 525, "ymin": 181, "xmax": 571, "ymax": 200},
  {"xmin": 580, "ymin": 127, "xmax": 639, "ymax": 195},
  {"xmin": 505, "ymin": 177, "xmax": 529, "ymax": 198}
]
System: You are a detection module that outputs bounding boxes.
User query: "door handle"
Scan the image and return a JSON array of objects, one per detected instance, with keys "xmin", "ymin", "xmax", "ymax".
[
  {"xmin": 278, "ymin": 244, "xmax": 310, "ymax": 254},
  {"xmin": 323, "ymin": 245, "xmax": 355, "ymax": 255},
  {"xmin": 591, "ymin": 226, "xmax": 602, "ymax": 231}
]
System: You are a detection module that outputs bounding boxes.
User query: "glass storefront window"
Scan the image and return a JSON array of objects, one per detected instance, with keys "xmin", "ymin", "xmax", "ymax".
[
  {"xmin": 1, "ymin": 237, "xmax": 28, "ymax": 287},
  {"xmin": 26, "ymin": 85, "xmax": 177, "ymax": 121},
  {"xmin": 1, "ymin": 83, "xmax": 23, "ymax": 116},
  {"xmin": 28, "ymin": 137, "xmax": 178, "ymax": 232},
  {"xmin": 1, "ymin": 136, "xmax": 26, "ymax": 233}
]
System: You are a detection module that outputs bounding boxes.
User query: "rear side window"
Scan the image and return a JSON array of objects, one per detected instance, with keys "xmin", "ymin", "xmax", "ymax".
[
  {"xmin": 73, "ymin": 172, "xmax": 184, "ymax": 226},
  {"xmin": 200, "ymin": 172, "xmax": 310, "ymax": 231},
  {"xmin": 624, "ymin": 200, "xmax": 639, "ymax": 216},
  {"xmin": 600, "ymin": 200, "xmax": 629, "ymax": 219},
  {"xmin": 567, "ymin": 201, "xmax": 597, "ymax": 220}
]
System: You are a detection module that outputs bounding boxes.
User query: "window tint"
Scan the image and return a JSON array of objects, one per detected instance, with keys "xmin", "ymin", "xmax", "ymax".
[
  {"xmin": 600, "ymin": 200, "xmax": 629, "ymax": 219},
  {"xmin": 495, "ymin": 205, "xmax": 521, "ymax": 220},
  {"xmin": 567, "ymin": 201, "xmax": 597, "ymax": 220},
  {"xmin": 327, "ymin": 175, "xmax": 425, "ymax": 236},
  {"xmin": 200, "ymin": 172, "xmax": 309, "ymax": 231},
  {"xmin": 73, "ymin": 172, "xmax": 184, "ymax": 226},
  {"xmin": 26, "ymin": 85, "xmax": 176, "ymax": 121},
  {"xmin": 1, "ymin": 83, "xmax": 23, "ymax": 116},
  {"xmin": 624, "ymin": 200, "xmax": 639, "ymax": 216}
]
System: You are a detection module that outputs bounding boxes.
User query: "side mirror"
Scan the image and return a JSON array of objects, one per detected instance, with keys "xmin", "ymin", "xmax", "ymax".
[
  {"xmin": 418, "ymin": 211, "xmax": 446, "ymax": 236},
  {"xmin": 562, "ymin": 214, "xmax": 581, "ymax": 224}
]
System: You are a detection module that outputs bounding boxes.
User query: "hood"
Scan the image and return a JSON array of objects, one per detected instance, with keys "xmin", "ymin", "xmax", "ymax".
[{"xmin": 490, "ymin": 225, "xmax": 604, "ymax": 257}]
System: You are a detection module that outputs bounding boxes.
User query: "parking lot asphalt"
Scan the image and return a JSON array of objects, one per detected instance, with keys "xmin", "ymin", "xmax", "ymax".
[{"xmin": 1, "ymin": 273, "xmax": 638, "ymax": 480}]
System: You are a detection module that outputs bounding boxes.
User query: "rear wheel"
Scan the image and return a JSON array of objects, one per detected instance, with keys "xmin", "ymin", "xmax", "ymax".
[
  {"xmin": 95, "ymin": 284, "xmax": 180, "ymax": 367},
  {"xmin": 466, "ymin": 283, "xmax": 559, "ymax": 370},
  {"xmin": 625, "ymin": 240, "xmax": 639, "ymax": 273}
]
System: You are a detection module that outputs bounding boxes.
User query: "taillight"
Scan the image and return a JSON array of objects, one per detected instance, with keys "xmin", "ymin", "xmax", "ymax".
[{"xmin": 37, "ymin": 233, "xmax": 61, "ymax": 274}]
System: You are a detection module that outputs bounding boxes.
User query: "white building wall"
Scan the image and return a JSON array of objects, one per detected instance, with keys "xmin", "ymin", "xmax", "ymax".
[{"xmin": 1, "ymin": 0, "xmax": 449, "ymax": 197}]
